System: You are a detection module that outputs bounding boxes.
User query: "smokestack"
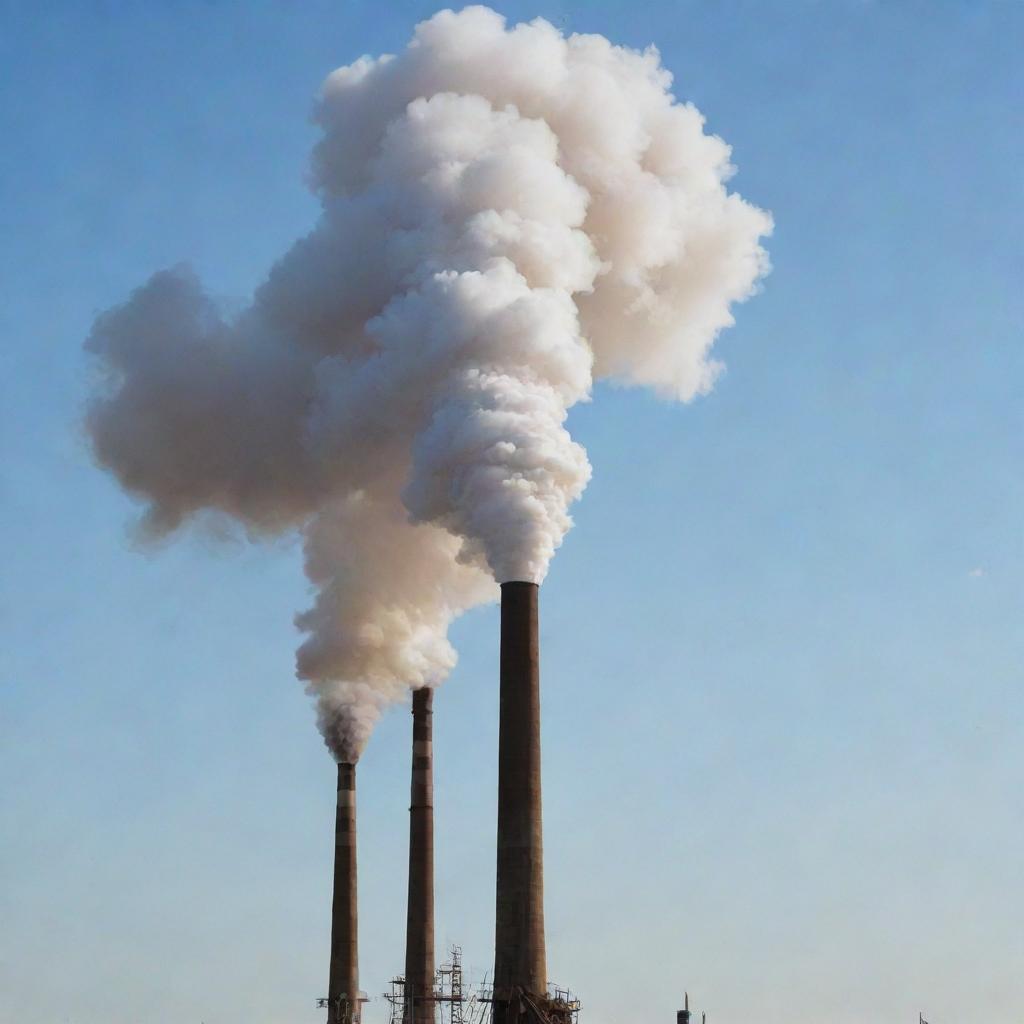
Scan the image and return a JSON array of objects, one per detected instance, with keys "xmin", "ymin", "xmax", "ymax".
[
  {"xmin": 328, "ymin": 762, "xmax": 361, "ymax": 1024},
  {"xmin": 677, "ymin": 993, "xmax": 691, "ymax": 1024},
  {"xmin": 404, "ymin": 688, "xmax": 436, "ymax": 1024},
  {"xmin": 493, "ymin": 581, "xmax": 546, "ymax": 1022}
]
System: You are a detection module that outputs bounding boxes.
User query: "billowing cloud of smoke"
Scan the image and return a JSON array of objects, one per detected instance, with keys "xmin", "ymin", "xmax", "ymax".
[{"xmin": 85, "ymin": 6, "xmax": 771, "ymax": 762}]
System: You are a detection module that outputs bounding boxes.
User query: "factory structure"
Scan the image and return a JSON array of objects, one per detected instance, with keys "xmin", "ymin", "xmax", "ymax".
[{"xmin": 318, "ymin": 582, "xmax": 700, "ymax": 1024}]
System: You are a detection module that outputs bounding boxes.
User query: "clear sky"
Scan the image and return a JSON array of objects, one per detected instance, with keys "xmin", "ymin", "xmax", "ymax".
[{"xmin": 1, "ymin": 3, "xmax": 1021, "ymax": 1023}]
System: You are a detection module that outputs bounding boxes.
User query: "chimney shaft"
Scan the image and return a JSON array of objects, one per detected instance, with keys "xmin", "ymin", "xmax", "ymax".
[
  {"xmin": 328, "ymin": 761, "xmax": 360, "ymax": 1024},
  {"xmin": 404, "ymin": 688, "xmax": 436, "ymax": 1024},
  {"xmin": 493, "ymin": 581, "xmax": 546, "ymax": 1021},
  {"xmin": 677, "ymin": 993, "xmax": 691, "ymax": 1024}
]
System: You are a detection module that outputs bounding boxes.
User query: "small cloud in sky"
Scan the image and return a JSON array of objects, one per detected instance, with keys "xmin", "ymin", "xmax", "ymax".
[{"xmin": 968, "ymin": 567, "xmax": 986, "ymax": 578}]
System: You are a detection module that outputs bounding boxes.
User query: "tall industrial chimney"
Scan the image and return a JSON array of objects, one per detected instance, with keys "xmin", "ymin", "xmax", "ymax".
[
  {"xmin": 678, "ymin": 993, "xmax": 691, "ymax": 1024},
  {"xmin": 328, "ymin": 761, "xmax": 361, "ymax": 1024},
  {"xmin": 493, "ymin": 581, "xmax": 547, "ymax": 1023},
  {"xmin": 404, "ymin": 688, "xmax": 436, "ymax": 1024}
]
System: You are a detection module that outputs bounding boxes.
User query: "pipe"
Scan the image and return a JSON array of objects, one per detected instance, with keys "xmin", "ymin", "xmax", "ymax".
[
  {"xmin": 404, "ymin": 688, "xmax": 436, "ymax": 1024},
  {"xmin": 493, "ymin": 581, "xmax": 546, "ymax": 1023},
  {"xmin": 328, "ymin": 761, "xmax": 360, "ymax": 1024}
]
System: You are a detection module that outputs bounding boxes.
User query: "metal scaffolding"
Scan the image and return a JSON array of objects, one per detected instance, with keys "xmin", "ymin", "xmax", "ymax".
[
  {"xmin": 386, "ymin": 945, "xmax": 493, "ymax": 1024},
  {"xmin": 478, "ymin": 981, "xmax": 581, "ymax": 1024}
]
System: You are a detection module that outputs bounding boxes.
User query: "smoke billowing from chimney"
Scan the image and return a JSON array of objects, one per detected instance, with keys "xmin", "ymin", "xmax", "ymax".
[{"xmin": 84, "ymin": 6, "xmax": 771, "ymax": 759}]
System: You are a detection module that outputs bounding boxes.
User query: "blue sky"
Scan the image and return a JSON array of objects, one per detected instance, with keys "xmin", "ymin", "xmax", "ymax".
[{"xmin": 1, "ymin": 2, "xmax": 1021, "ymax": 1023}]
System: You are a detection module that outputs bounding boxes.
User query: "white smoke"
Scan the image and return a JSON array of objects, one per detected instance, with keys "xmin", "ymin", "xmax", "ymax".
[
  {"xmin": 296, "ymin": 477, "xmax": 494, "ymax": 759},
  {"xmin": 85, "ymin": 6, "xmax": 771, "ymax": 762}
]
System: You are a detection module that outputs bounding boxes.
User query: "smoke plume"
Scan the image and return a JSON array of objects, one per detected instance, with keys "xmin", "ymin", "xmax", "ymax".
[{"xmin": 85, "ymin": 6, "xmax": 771, "ymax": 762}]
